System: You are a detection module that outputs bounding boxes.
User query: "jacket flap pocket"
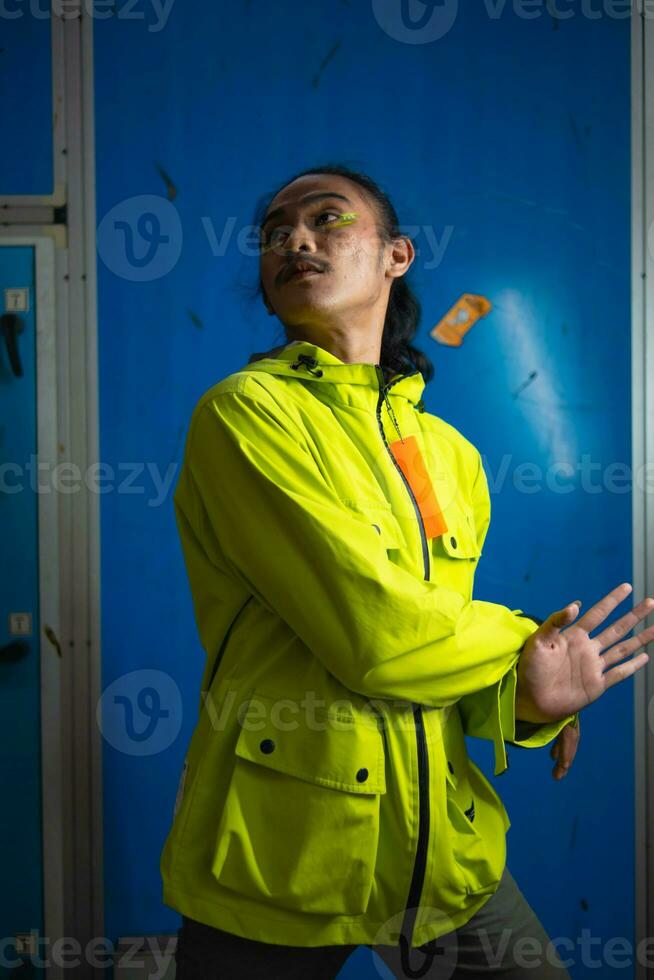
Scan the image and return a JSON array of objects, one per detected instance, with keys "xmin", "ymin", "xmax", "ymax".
[
  {"xmin": 234, "ymin": 693, "xmax": 387, "ymax": 795},
  {"xmin": 436, "ymin": 507, "xmax": 480, "ymax": 559},
  {"xmin": 340, "ymin": 498, "xmax": 407, "ymax": 550}
]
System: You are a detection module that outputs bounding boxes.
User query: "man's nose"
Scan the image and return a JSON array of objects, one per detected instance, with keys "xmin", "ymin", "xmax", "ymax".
[{"xmin": 283, "ymin": 224, "xmax": 318, "ymax": 252}]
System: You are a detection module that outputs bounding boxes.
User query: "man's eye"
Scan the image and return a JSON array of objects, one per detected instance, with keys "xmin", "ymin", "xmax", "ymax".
[
  {"xmin": 260, "ymin": 211, "xmax": 343, "ymax": 251},
  {"xmin": 315, "ymin": 210, "xmax": 342, "ymax": 226},
  {"xmin": 268, "ymin": 226, "xmax": 290, "ymax": 244},
  {"xmin": 259, "ymin": 226, "xmax": 289, "ymax": 251}
]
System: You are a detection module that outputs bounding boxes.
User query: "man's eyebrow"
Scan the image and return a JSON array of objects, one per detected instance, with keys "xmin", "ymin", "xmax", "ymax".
[{"xmin": 260, "ymin": 192, "xmax": 354, "ymax": 230}]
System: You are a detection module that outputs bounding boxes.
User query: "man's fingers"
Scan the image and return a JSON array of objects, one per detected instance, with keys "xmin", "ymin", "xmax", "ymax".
[
  {"xmin": 593, "ymin": 597, "xmax": 654, "ymax": 651},
  {"xmin": 601, "ymin": 623, "xmax": 654, "ymax": 669},
  {"xmin": 601, "ymin": 650, "xmax": 650, "ymax": 691},
  {"xmin": 552, "ymin": 721, "xmax": 581, "ymax": 780},
  {"xmin": 574, "ymin": 582, "xmax": 633, "ymax": 634},
  {"xmin": 538, "ymin": 584, "xmax": 636, "ymax": 642},
  {"xmin": 539, "ymin": 601, "xmax": 582, "ymax": 637}
]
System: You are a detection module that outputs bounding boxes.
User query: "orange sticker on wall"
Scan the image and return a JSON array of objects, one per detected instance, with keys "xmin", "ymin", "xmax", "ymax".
[
  {"xmin": 387, "ymin": 434, "xmax": 448, "ymax": 539},
  {"xmin": 430, "ymin": 293, "xmax": 492, "ymax": 347}
]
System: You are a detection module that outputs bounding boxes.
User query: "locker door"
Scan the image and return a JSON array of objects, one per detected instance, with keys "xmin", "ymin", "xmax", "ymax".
[{"xmin": 0, "ymin": 246, "xmax": 44, "ymax": 974}]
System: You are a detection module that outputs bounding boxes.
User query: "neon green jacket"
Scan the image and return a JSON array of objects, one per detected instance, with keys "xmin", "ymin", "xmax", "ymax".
[{"xmin": 160, "ymin": 339, "xmax": 577, "ymax": 952}]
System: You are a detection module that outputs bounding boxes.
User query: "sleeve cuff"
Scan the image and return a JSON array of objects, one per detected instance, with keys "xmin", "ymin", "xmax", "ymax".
[
  {"xmin": 494, "ymin": 660, "xmax": 579, "ymax": 776},
  {"xmin": 456, "ymin": 609, "xmax": 577, "ymax": 776}
]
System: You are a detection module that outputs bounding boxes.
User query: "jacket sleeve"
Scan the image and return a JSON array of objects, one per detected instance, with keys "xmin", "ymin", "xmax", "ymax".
[
  {"xmin": 175, "ymin": 376, "xmax": 565, "ymax": 710},
  {"xmin": 456, "ymin": 460, "xmax": 579, "ymax": 775}
]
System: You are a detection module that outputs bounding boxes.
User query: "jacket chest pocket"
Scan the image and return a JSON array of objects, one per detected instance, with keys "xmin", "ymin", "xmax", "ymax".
[
  {"xmin": 431, "ymin": 504, "xmax": 481, "ymax": 601},
  {"xmin": 339, "ymin": 498, "xmax": 407, "ymax": 554},
  {"xmin": 211, "ymin": 691, "xmax": 387, "ymax": 917}
]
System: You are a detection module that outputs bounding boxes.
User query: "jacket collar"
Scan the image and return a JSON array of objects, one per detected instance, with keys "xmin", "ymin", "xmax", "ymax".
[{"xmin": 245, "ymin": 339, "xmax": 426, "ymax": 406}]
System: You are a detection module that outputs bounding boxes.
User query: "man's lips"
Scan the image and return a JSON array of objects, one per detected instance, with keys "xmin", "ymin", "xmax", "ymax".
[
  {"xmin": 287, "ymin": 269, "xmax": 322, "ymax": 281},
  {"xmin": 281, "ymin": 261, "xmax": 326, "ymax": 284}
]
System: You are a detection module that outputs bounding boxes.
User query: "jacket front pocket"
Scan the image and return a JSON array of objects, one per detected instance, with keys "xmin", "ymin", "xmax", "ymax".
[
  {"xmin": 210, "ymin": 692, "xmax": 387, "ymax": 916},
  {"xmin": 445, "ymin": 766, "xmax": 508, "ymax": 897},
  {"xmin": 440, "ymin": 705, "xmax": 506, "ymax": 896}
]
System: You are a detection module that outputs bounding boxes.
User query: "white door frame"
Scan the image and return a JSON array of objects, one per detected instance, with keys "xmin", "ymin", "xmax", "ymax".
[
  {"xmin": 0, "ymin": 5, "xmax": 103, "ymax": 977},
  {"xmin": 633, "ymin": 6, "xmax": 654, "ymax": 977}
]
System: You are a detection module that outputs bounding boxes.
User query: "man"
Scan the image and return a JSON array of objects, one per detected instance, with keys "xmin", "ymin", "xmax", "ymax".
[{"xmin": 164, "ymin": 165, "xmax": 653, "ymax": 979}]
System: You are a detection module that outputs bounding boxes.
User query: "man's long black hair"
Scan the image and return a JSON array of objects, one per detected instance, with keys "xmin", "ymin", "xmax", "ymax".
[{"xmin": 250, "ymin": 163, "xmax": 435, "ymax": 386}]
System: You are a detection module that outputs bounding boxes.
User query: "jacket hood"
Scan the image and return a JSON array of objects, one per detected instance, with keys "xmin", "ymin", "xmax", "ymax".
[{"xmin": 245, "ymin": 339, "xmax": 426, "ymax": 408}]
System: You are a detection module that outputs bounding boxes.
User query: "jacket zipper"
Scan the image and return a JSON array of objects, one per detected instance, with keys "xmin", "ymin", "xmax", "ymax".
[
  {"xmin": 374, "ymin": 367, "xmax": 436, "ymax": 976},
  {"xmin": 375, "ymin": 370, "xmax": 430, "ymax": 581}
]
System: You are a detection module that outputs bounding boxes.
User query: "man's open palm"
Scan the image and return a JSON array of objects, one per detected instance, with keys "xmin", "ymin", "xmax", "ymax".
[{"xmin": 516, "ymin": 583, "xmax": 654, "ymax": 723}]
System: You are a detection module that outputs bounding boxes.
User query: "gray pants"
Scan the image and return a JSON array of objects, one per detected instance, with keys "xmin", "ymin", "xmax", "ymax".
[
  {"xmin": 174, "ymin": 865, "xmax": 572, "ymax": 979},
  {"xmin": 373, "ymin": 865, "xmax": 572, "ymax": 978}
]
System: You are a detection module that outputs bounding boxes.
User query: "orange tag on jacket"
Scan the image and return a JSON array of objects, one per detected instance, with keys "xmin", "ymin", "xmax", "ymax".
[{"xmin": 387, "ymin": 434, "xmax": 448, "ymax": 539}]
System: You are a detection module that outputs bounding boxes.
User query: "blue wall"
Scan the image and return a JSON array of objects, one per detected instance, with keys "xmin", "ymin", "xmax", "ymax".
[{"xmin": 93, "ymin": 4, "xmax": 632, "ymax": 976}]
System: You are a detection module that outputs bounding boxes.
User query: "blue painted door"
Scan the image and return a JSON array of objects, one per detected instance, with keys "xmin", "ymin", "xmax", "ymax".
[
  {"xmin": 94, "ymin": 4, "xmax": 633, "ymax": 977},
  {"xmin": 0, "ymin": 246, "xmax": 43, "ymax": 976},
  {"xmin": 0, "ymin": 17, "xmax": 53, "ymax": 196}
]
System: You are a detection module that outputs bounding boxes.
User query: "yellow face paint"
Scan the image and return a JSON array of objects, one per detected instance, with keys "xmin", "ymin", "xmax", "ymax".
[{"xmin": 326, "ymin": 211, "xmax": 358, "ymax": 228}]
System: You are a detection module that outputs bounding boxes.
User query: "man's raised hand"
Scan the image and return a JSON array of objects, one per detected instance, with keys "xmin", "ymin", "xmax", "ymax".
[{"xmin": 515, "ymin": 583, "xmax": 654, "ymax": 724}]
